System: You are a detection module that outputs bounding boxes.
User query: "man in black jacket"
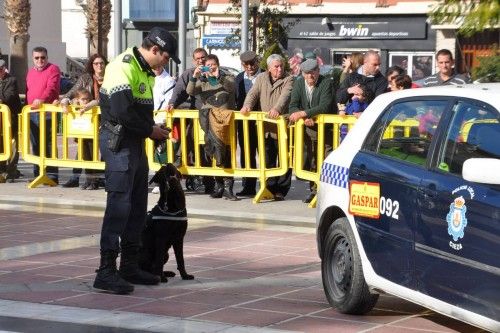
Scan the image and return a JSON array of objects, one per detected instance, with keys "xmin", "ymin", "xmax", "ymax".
[
  {"xmin": 0, "ymin": 59, "xmax": 22, "ymax": 182},
  {"xmin": 336, "ymin": 50, "xmax": 387, "ymax": 105},
  {"xmin": 235, "ymin": 51, "xmax": 261, "ymax": 196}
]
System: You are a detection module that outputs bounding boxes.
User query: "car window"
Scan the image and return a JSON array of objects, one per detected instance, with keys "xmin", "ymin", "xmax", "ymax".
[
  {"xmin": 438, "ymin": 100, "xmax": 500, "ymax": 175},
  {"xmin": 364, "ymin": 100, "xmax": 448, "ymax": 166}
]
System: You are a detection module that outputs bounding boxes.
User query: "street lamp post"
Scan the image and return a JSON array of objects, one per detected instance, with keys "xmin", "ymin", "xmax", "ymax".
[{"xmin": 249, "ymin": 0, "xmax": 259, "ymax": 52}]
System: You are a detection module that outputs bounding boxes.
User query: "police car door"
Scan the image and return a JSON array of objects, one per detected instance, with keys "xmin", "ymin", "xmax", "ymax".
[
  {"xmin": 416, "ymin": 98, "xmax": 500, "ymax": 320},
  {"xmin": 350, "ymin": 99, "xmax": 448, "ymax": 287}
]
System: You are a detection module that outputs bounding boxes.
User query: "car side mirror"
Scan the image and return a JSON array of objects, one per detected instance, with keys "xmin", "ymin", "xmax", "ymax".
[{"xmin": 463, "ymin": 158, "xmax": 500, "ymax": 185}]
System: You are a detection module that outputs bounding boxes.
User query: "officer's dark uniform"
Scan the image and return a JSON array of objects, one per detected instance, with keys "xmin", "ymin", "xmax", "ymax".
[
  {"xmin": 99, "ymin": 47, "xmax": 155, "ymax": 252},
  {"xmin": 94, "ymin": 46, "xmax": 160, "ymax": 294}
]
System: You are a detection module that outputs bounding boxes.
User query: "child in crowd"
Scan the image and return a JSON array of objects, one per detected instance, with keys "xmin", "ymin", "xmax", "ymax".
[
  {"xmin": 339, "ymin": 84, "xmax": 372, "ymax": 140},
  {"xmin": 392, "ymin": 74, "xmax": 413, "ymax": 91},
  {"xmin": 72, "ymin": 88, "xmax": 97, "ymax": 113},
  {"xmin": 70, "ymin": 88, "xmax": 99, "ymax": 189}
]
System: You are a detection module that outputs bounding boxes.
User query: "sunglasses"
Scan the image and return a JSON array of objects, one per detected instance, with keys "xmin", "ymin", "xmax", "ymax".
[
  {"xmin": 93, "ymin": 62, "xmax": 105, "ymax": 65},
  {"xmin": 34, "ymin": 56, "xmax": 46, "ymax": 60}
]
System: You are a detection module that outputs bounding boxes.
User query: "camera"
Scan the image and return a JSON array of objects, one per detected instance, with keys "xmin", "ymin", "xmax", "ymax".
[{"xmin": 200, "ymin": 66, "xmax": 210, "ymax": 72}]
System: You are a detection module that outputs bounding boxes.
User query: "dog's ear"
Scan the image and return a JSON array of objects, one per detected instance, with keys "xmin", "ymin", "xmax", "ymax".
[
  {"xmin": 165, "ymin": 163, "xmax": 178, "ymax": 178},
  {"xmin": 150, "ymin": 165, "xmax": 167, "ymax": 185}
]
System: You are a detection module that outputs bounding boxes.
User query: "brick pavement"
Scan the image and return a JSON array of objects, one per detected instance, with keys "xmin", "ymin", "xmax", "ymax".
[{"xmin": 0, "ymin": 196, "xmax": 486, "ymax": 333}]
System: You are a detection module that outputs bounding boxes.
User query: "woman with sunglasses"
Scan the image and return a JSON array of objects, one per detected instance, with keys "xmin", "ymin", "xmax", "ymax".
[{"xmin": 58, "ymin": 53, "xmax": 108, "ymax": 190}]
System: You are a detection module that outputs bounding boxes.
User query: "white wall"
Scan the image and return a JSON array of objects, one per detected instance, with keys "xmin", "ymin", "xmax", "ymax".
[
  {"xmin": 61, "ymin": 1, "xmax": 117, "ymax": 59},
  {"xmin": 0, "ymin": 0, "xmax": 67, "ymax": 72}
]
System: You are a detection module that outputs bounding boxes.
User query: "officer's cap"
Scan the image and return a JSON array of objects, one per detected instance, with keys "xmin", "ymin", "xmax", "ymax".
[
  {"xmin": 147, "ymin": 27, "xmax": 181, "ymax": 65},
  {"xmin": 300, "ymin": 59, "xmax": 319, "ymax": 73}
]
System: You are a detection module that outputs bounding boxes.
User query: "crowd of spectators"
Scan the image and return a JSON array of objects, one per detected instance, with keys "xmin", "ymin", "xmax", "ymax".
[{"xmin": 0, "ymin": 45, "xmax": 472, "ymax": 204}]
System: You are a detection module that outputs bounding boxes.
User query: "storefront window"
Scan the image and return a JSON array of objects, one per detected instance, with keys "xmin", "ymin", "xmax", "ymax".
[
  {"xmin": 329, "ymin": 49, "xmax": 369, "ymax": 66},
  {"xmin": 129, "ymin": 0, "xmax": 176, "ymax": 21},
  {"xmin": 390, "ymin": 52, "xmax": 435, "ymax": 81}
]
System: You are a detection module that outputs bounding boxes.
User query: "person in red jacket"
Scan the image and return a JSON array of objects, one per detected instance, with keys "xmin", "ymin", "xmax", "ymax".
[{"xmin": 26, "ymin": 46, "xmax": 61, "ymax": 183}]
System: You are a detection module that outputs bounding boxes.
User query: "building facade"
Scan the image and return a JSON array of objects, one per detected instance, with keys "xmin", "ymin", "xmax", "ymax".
[{"xmin": 196, "ymin": 0, "xmax": 499, "ymax": 77}]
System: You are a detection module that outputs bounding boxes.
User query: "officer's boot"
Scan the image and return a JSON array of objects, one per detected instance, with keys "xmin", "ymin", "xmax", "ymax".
[
  {"xmin": 210, "ymin": 177, "xmax": 224, "ymax": 198},
  {"xmin": 222, "ymin": 178, "xmax": 240, "ymax": 201},
  {"xmin": 93, "ymin": 250, "xmax": 134, "ymax": 294},
  {"xmin": 119, "ymin": 241, "xmax": 160, "ymax": 285}
]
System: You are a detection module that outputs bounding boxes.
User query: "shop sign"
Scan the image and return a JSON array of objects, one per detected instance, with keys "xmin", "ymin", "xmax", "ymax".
[
  {"xmin": 201, "ymin": 34, "xmax": 240, "ymax": 48},
  {"xmin": 210, "ymin": 22, "xmax": 239, "ymax": 35},
  {"xmin": 289, "ymin": 18, "xmax": 426, "ymax": 40}
]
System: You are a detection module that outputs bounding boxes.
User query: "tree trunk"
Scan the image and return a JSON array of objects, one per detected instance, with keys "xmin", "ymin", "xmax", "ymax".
[
  {"xmin": 9, "ymin": 34, "xmax": 29, "ymax": 94},
  {"xmin": 90, "ymin": 37, "xmax": 108, "ymax": 58}
]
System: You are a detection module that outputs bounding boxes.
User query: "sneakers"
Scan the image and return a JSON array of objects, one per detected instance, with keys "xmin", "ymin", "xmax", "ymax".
[{"xmin": 152, "ymin": 186, "xmax": 160, "ymax": 194}]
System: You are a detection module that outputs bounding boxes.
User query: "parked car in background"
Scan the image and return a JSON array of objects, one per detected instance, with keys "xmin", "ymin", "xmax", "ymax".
[{"xmin": 316, "ymin": 84, "xmax": 500, "ymax": 332}]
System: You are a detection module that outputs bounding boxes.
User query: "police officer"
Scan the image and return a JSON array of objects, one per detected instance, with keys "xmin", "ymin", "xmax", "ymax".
[{"xmin": 93, "ymin": 27, "xmax": 179, "ymax": 294}]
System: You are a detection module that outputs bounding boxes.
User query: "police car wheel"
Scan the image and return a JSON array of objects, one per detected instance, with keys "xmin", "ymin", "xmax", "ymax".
[{"xmin": 321, "ymin": 218, "xmax": 378, "ymax": 314}]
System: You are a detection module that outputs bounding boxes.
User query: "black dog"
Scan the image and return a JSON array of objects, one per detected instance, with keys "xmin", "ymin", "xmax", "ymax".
[{"xmin": 139, "ymin": 163, "xmax": 194, "ymax": 282}]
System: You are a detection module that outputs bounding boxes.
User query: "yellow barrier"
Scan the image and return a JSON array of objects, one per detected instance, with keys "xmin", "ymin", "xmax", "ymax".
[
  {"xmin": 382, "ymin": 119, "xmax": 420, "ymax": 139},
  {"xmin": 0, "ymin": 104, "xmax": 12, "ymax": 163},
  {"xmin": 294, "ymin": 116, "xmax": 420, "ymax": 208},
  {"xmin": 147, "ymin": 109, "xmax": 290, "ymax": 203},
  {"xmin": 293, "ymin": 114, "xmax": 357, "ymax": 208},
  {"xmin": 20, "ymin": 104, "xmax": 103, "ymax": 188}
]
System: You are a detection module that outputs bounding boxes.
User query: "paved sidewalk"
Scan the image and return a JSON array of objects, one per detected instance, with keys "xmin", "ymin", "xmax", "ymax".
[
  {"xmin": 1, "ymin": 162, "xmax": 316, "ymax": 227},
  {"xmin": 0, "ymin": 168, "xmax": 486, "ymax": 332}
]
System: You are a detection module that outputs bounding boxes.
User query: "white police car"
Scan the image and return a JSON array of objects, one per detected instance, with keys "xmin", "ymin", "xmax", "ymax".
[{"xmin": 316, "ymin": 84, "xmax": 500, "ymax": 332}]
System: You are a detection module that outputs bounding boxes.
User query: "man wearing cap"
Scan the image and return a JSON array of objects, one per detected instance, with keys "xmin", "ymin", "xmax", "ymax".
[
  {"xmin": 235, "ymin": 50, "xmax": 261, "ymax": 196},
  {"xmin": 0, "ymin": 59, "xmax": 22, "ymax": 182},
  {"xmin": 94, "ymin": 27, "xmax": 178, "ymax": 294},
  {"xmin": 288, "ymin": 58, "xmax": 335, "ymax": 203}
]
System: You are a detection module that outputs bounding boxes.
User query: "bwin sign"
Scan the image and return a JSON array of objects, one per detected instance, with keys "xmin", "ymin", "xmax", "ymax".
[{"xmin": 339, "ymin": 25, "xmax": 369, "ymax": 37}]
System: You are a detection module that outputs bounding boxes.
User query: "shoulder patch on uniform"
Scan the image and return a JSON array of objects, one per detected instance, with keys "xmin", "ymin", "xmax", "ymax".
[{"xmin": 122, "ymin": 54, "xmax": 132, "ymax": 63}]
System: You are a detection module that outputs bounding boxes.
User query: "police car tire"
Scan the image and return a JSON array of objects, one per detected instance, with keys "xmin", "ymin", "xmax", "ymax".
[{"xmin": 321, "ymin": 218, "xmax": 378, "ymax": 314}]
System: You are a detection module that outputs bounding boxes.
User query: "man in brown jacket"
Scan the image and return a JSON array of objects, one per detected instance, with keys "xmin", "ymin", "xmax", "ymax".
[{"xmin": 240, "ymin": 54, "xmax": 294, "ymax": 200}]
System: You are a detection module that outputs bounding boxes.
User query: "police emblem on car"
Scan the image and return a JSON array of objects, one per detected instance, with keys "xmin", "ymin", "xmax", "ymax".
[{"xmin": 446, "ymin": 196, "xmax": 468, "ymax": 242}]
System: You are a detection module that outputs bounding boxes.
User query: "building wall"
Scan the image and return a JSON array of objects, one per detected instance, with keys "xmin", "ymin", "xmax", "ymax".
[
  {"xmin": 199, "ymin": 1, "xmax": 439, "ymax": 75},
  {"xmin": 0, "ymin": 0, "xmax": 67, "ymax": 72},
  {"xmin": 61, "ymin": 1, "xmax": 117, "ymax": 60}
]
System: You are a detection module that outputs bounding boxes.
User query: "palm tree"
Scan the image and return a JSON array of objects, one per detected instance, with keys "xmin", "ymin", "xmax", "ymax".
[
  {"xmin": 3, "ymin": 0, "xmax": 31, "ymax": 93},
  {"xmin": 81, "ymin": 0, "xmax": 112, "ymax": 58}
]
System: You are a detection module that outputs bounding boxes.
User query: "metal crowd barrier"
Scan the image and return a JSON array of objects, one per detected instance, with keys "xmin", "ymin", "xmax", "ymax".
[
  {"xmin": 0, "ymin": 104, "xmax": 12, "ymax": 163},
  {"xmin": 293, "ymin": 115, "xmax": 421, "ymax": 208},
  {"xmin": 20, "ymin": 105, "xmax": 418, "ymax": 208},
  {"xmin": 20, "ymin": 104, "xmax": 102, "ymax": 188},
  {"xmin": 147, "ymin": 109, "xmax": 289, "ymax": 203},
  {"xmin": 293, "ymin": 114, "xmax": 357, "ymax": 208}
]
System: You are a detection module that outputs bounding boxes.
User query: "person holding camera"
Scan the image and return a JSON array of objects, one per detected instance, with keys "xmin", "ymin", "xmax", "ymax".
[
  {"xmin": 187, "ymin": 54, "xmax": 239, "ymax": 201},
  {"xmin": 93, "ymin": 27, "xmax": 177, "ymax": 295}
]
